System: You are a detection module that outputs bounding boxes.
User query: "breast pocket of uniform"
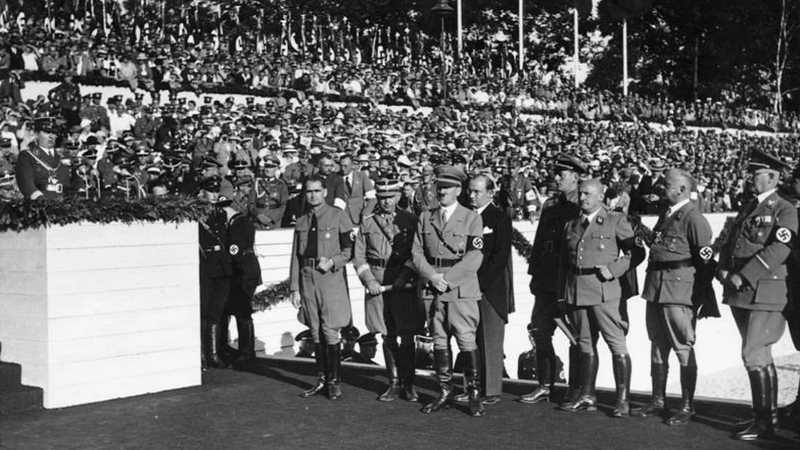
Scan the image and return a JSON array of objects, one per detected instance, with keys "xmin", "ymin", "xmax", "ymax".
[
  {"xmin": 748, "ymin": 223, "xmax": 772, "ymax": 243},
  {"xmin": 451, "ymin": 232, "xmax": 468, "ymax": 256},
  {"xmin": 591, "ymin": 232, "xmax": 614, "ymax": 253}
]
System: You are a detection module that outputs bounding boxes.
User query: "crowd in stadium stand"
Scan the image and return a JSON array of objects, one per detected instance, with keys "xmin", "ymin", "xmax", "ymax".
[{"xmin": 2, "ymin": 2, "xmax": 799, "ymax": 220}]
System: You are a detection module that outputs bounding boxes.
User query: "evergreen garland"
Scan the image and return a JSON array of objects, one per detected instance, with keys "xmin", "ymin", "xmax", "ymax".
[{"xmin": 0, "ymin": 195, "xmax": 206, "ymax": 232}]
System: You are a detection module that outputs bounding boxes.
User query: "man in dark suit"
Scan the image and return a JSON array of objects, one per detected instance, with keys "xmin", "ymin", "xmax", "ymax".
[
  {"xmin": 339, "ymin": 153, "xmax": 377, "ymax": 227},
  {"xmin": 454, "ymin": 174, "xmax": 514, "ymax": 406}
]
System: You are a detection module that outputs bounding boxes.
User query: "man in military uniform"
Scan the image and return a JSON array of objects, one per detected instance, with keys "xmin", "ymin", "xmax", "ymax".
[
  {"xmin": 198, "ymin": 176, "xmax": 232, "ymax": 370},
  {"xmin": 411, "ymin": 166, "xmax": 486, "ymax": 417},
  {"xmin": 222, "ymin": 190, "xmax": 262, "ymax": 365},
  {"xmin": 252, "ymin": 155, "xmax": 289, "ymax": 229},
  {"xmin": 413, "ymin": 164, "xmax": 437, "ymax": 216},
  {"xmin": 352, "ymin": 178, "xmax": 422, "ymax": 402},
  {"xmin": 779, "ymin": 163, "xmax": 800, "ymax": 425},
  {"xmin": 47, "ymin": 75, "xmax": 82, "ymax": 127},
  {"xmin": 508, "ymin": 163, "xmax": 539, "ymax": 221},
  {"xmin": 290, "ymin": 175, "xmax": 354, "ymax": 401},
  {"xmin": 15, "ymin": 117, "xmax": 71, "ymax": 200},
  {"xmin": 557, "ymin": 179, "xmax": 635, "ymax": 417},
  {"xmin": 282, "ymin": 148, "xmax": 315, "ymax": 226},
  {"xmin": 633, "ymin": 169, "xmax": 714, "ymax": 426},
  {"xmin": 717, "ymin": 150, "xmax": 798, "ymax": 440},
  {"xmin": 519, "ymin": 154, "xmax": 585, "ymax": 406}
]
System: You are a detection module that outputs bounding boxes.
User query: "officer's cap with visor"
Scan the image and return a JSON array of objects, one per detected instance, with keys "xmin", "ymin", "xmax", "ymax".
[
  {"xmin": 552, "ymin": 153, "xmax": 588, "ymax": 175},
  {"xmin": 33, "ymin": 117, "xmax": 60, "ymax": 134},
  {"xmin": 375, "ymin": 178, "xmax": 401, "ymax": 198},
  {"xmin": 748, "ymin": 149, "xmax": 789, "ymax": 174},
  {"xmin": 436, "ymin": 165, "xmax": 466, "ymax": 188}
]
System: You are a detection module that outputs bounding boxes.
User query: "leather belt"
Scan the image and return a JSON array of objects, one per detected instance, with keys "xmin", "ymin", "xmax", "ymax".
[
  {"xmin": 647, "ymin": 259, "xmax": 693, "ymax": 272},
  {"xmin": 427, "ymin": 257, "xmax": 460, "ymax": 268},
  {"xmin": 203, "ymin": 245, "xmax": 222, "ymax": 252},
  {"xmin": 570, "ymin": 265, "xmax": 598, "ymax": 275},
  {"xmin": 367, "ymin": 257, "xmax": 403, "ymax": 268},
  {"xmin": 300, "ymin": 258, "xmax": 318, "ymax": 268}
]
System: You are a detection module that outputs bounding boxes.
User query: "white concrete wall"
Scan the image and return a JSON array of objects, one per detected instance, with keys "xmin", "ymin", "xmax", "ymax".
[
  {"xmin": 0, "ymin": 222, "xmax": 201, "ymax": 408},
  {"xmin": 249, "ymin": 213, "xmax": 798, "ymax": 401}
]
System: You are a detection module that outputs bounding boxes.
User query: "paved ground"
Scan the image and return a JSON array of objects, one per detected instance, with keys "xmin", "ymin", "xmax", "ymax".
[{"xmin": 1, "ymin": 357, "xmax": 799, "ymax": 450}]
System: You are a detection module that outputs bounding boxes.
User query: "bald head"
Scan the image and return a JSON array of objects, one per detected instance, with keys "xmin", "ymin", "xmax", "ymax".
[
  {"xmin": 578, "ymin": 178, "xmax": 605, "ymax": 215},
  {"xmin": 665, "ymin": 169, "xmax": 693, "ymax": 205}
]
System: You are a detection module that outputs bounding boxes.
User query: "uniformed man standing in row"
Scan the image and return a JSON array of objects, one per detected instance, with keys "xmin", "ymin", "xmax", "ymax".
[
  {"xmin": 412, "ymin": 166, "xmax": 486, "ymax": 417},
  {"xmin": 557, "ymin": 179, "xmax": 635, "ymax": 417},
  {"xmin": 198, "ymin": 176, "xmax": 232, "ymax": 370},
  {"xmin": 779, "ymin": 162, "xmax": 800, "ymax": 424},
  {"xmin": 15, "ymin": 117, "xmax": 71, "ymax": 200},
  {"xmin": 633, "ymin": 169, "xmax": 714, "ymax": 426},
  {"xmin": 519, "ymin": 155, "xmax": 585, "ymax": 405},
  {"xmin": 290, "ymin": 175, "xmax": 354, "ymax": 401},
  {"xmin": 352, "ymin": 178, "xmax": 423, "ymax": 402},
  {"xmin": 717, "ymin": 150, "xmax": 798, "ymax": 441},
  {"xmin": 223, "ymin": 190, "xmax": 262, "ymax": 365}
]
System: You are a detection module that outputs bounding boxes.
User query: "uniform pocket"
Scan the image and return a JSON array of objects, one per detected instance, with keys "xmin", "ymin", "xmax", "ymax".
[{"xmin": 754, "ymin": 279, "xmax": 788, "ymax": 305}]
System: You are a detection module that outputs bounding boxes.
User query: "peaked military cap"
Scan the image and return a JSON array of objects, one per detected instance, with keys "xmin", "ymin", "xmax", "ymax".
[{"xmin": 748, "ymin": 149, "xmax": 789, "ymax": 172}]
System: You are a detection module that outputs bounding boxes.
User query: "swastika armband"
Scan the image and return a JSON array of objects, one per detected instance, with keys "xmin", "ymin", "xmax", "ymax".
[
  {"xmin": 698, "ymin": 246, "xmax": 713, "ymax": 261},
  {"xmin": 771, "ymin": 226, "xmax": 795, "ymax": 247},
  {"xmin": 467, "ymin": 236, "xmax": 483, "ymax": 250}
]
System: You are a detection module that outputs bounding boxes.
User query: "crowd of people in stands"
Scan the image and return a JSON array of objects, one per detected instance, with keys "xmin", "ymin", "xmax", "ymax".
[{"xmin": 2, "ymin": 2, "xmax": 800, "ymax": 219}]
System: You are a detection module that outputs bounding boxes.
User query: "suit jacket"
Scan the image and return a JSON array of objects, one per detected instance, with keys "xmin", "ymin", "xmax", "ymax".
[
  {"xmin": 719, "ymin": 191, "xmax": 798, "ymax": 311},
  {"xmin": 412, "ymin": 203, "xmax": 484, "ymax": 303},
  {"xmin": 558, "ymin": 207, "xmax": 635, "ymax": 306},
  {"xmin": 15, "ymin": 145, "xmax": 71, "ymax": 199},
  {"xmin": 478, "ymin": 203, "xmax": 514, "ymax": 322},
  {"xmin": 342, "ymin": 170, "xmax": 376, "ymax": 226}
]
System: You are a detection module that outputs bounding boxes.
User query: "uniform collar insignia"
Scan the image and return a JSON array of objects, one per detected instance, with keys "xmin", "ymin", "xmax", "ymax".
[
  {"xmin": 676, "ymin": 211, "xmax": 684, "ymax": 220},
  {"xmin": 767, "ymin": 199, "xmax": 776, "ymax": 207},
  {"xmin": 596, "ymin": 215, "xmax": 604, "ymax": 225}
]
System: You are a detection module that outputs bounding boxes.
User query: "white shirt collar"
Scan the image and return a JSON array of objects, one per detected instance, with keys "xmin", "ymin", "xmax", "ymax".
[
  {"xmin": 583, "ymin": 208, "xmax": 601, "ymax": 224},
  {"xmin": 668, "ymin": 198, "xmax": 691, "ymax": 217},
  {"xmin": 757, "ymin": 188, "xmax": 778, "ymax": 204},
  {"xmin": 476, "ymin": 202, "xmax": 491, "ymax": 215},
  {"xmin": 440, "ymin": 202, "xmax": 458, "ymax": 221}
]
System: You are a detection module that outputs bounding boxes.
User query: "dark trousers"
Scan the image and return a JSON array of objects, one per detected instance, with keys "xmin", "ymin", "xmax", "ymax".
[{"xmin": 477, "ymin": 297, "xmax": 506, "ymax": 397}]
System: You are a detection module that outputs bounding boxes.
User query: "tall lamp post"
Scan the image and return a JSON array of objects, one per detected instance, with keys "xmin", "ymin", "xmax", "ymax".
[{"xmin": 431, "ymin": 0, "xmax": 454, "ymax": 103}]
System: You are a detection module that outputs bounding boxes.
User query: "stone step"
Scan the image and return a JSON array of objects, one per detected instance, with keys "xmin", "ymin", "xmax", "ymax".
[
  {"xmin": 0, "ymin": 361, "xmax": 22, "ymax": 389},
  {"xmin": 0, "ymin": 384, "xmax": 43, "ymax": 415}
]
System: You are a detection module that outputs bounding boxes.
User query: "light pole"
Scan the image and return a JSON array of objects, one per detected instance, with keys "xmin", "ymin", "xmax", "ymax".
[{"xmin": 431, "ymin": 0, "xmax": 454, "ymax": 103}]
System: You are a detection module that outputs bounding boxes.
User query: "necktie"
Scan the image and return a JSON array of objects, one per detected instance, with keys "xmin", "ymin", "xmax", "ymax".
[
  {"xmin": 582, "ymin": 216, "xmax": 590, "ymax": 229},
  {"xmin": 441, "ymin": 209, "xmax": 448, "ymax": 225},
  {"xmin": 303, "ymin": 213, "xmax": 318, "ymax": 258},
  {"xmin": 346, "ymin": 176, "xmax": 352, "ymax": 194}
]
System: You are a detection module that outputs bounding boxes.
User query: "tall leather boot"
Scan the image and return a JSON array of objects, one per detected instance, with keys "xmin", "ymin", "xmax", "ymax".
[
  {"xmin": 378, "ymin": 339, "xmax": 401, "ymax": 402},
  {"xmin": 733, "ymin": 366, "xmax": 774, "ymax": 440},
  {"xmin": 200, "ymin": 320, "xmax": 208, "ymax": 370},
  {"xmin": 667, "ymin": 363, "xmax": 697, "ymax": 425},
  {"xmin": 465, "ymin": 349, "xmax": 486, "ymax": 417},
  {"xmin": 560, "ymin": 352, "xmax": 598, "ymax": 412},
  {"xmin": 300, "ymin": 343, "xmax": 327, "ymax": 398},
  {"xmin": 421, "ymin": 349, "xmax": 453, "ymax": 414},
  {"xmin": 206, "ymin": 323, "xmax": 231, "ymax": 369},
  {"xmin": 399, "ymin": 336, "xmax": 419, "ymax": 402},
  {"xmin": 779, "ymin": 367, "xmax": 800, "ymax": 419},
  {"xmin": 633, "ymin": 363, "xmax": 668, "ymax": 418},
  {"xmin": 767, "ymin": 363, "xmax": 779, "ymax": 428},
  {"xmin": 518, "ymin": 347, "xmax": 554, "ymax": 404},
  {"xmin": 562, "ymin": 345, "xmax": 581, "ymax": 404},
  {"xmin": 326, "ymin": 344, "xmax": 343, "ymax": 401},
  {"xmin": 233, "ymin": 317, "xmax": 256, "ymax": 364},
  {"xmin": 218, "ymin": 315, "xmax": 236, "ymax": 362},
  {"xmin": 611, "ymin": 354, "xmax": 632, "ymax": 418}
]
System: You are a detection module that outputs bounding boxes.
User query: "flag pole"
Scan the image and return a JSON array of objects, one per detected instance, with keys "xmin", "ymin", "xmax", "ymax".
[
  {"xmin": 456, "ymin": 0, "xmax": 462, "ymax": 59},
  {"xmin": 518, "ymin": 0, "xmax": 524, "ymax": 71},
  {"xmin": 573, "ymin": 7, "xmax": 579, "ymax": 87},
  {"xmin": 622, "ymin": 18, "xmax": 628, "ymax": 96}
]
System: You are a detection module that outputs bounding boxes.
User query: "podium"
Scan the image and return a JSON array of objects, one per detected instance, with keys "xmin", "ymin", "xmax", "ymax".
[{"xmin": 0, "ymin": 221, "xmax": 200, "ymax": 408}]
